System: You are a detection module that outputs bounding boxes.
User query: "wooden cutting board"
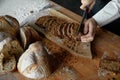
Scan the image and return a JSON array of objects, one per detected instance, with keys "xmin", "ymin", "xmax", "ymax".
[{"xmin": 32, "ymin": 8, "xmax": 92, "ymax": 59}]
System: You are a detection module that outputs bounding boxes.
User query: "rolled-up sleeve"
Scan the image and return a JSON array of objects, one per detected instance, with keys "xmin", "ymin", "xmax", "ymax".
[{"xmin": 93, "ymin": 0, "xmax": 120, "ymax": 27}]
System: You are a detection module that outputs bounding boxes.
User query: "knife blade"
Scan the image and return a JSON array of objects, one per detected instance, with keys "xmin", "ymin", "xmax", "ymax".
[{"xmin": 76, "ymin": 6, "xmax": 89, "ymax": 35}]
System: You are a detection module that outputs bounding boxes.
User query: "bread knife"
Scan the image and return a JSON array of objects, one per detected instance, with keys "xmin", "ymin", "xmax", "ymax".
[{"xmin": 76, "ymin": 6, "xmax": 89, "ymax": 35}]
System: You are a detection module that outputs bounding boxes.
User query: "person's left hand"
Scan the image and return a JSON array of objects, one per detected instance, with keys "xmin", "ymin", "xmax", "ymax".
[{"xmin": 81, "ymin": 18, "xmax": 98, "ymax": 42}]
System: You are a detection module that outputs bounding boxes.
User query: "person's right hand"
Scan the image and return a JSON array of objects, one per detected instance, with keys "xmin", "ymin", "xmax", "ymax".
[{"xmin": 80, "ymin": 0, "xmax": 96, "ymax": 11}]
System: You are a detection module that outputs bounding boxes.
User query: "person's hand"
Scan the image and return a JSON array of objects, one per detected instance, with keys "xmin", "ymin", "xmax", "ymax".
[
  {"xmin": 81, "ymin": 18, "xmax": 98, "ymax": 42},
  {"xmin": 80, "ymin": 0, "xmax": 96, "ymax": 11}
]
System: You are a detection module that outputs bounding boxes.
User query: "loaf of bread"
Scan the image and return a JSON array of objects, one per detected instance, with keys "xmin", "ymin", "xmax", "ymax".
[
  {"xmin": 0, "ymin": 15, "xmax": 19, "ymax": 37},
  {"xmin": 20, "ymin": 25, "xmax": 41, "ymax": 49},
  {"xmin": 99, "ymin": 57, "xmax": 120, "ymax": 76},
  {"xmin": 0, "ymin": 32, "xmax": 23, "ymax": 74},
  {"xmin": 98, "ymin": 53, "xmax": 120, "ymax": 79},
  {"xmin": 35, "ymin": 16, "xmax": 79, "ymax": 40},
  {"xmin": 17, "ymin": 41, "xmax": 51, "ymax": 79},
  {"xmin": 99, "ymin": 59, "xmax": 120, "ymax": 73},
  {"xmin": 35, "ymin": 15, "xmax": 92, "ymax": 59}
]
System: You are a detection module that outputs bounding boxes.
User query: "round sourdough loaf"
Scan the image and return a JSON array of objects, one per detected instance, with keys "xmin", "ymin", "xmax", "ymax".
[
  {"xmin": 0, "ymin": 15, "xmax": 19, "ymax": 37},
  {"xmin": 0, "ymin": 32, "xmax": 23, "ymax": 74},
  {"xmin": 17, "ymin": 41, "xmax": 51, "ymax": 79}
]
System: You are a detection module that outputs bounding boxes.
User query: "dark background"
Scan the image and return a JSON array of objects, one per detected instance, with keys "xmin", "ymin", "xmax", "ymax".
[{"xmin": 51, "ymin": 0, "xmax": 120, "ymax": 36}]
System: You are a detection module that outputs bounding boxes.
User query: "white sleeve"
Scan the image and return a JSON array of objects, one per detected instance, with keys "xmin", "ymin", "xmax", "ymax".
[{"xmin": 92, "ymin": 0, "xmax": 120, "ymax": 27}]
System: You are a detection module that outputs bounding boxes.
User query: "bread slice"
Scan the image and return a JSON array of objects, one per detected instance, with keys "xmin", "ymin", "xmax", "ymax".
[
  {"xmin": 20, "ymin": 26, "xmax": 31, "ymax": 49},
  {"xmin": 34, "ymin": 15, "xmax": 92, "ymax": 59},
  {"xmin": 0, "ymin": 32, "xmax": 24, "ymax": 74},
  {"xmin": 0, "ymin": 15, "xmax": 19, "ymax": 37},
  {"xmin": 20, "ymin": 25, "xmax": 41, "ymax": 49}
]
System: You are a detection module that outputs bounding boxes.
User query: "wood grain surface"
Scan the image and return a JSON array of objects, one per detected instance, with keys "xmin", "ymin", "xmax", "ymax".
[{"xmin": 0, "ymin": 1, "xmax": 120, "ymax": 80}]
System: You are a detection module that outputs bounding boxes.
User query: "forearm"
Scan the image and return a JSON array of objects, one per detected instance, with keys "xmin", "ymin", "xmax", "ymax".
[{"xmin": 93, "ymin": 0, "xmax": 120, "ymax": 27}]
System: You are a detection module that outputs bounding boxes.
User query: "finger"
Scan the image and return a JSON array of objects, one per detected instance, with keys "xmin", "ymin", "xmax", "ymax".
[
  {"xmin": 87, "ymin": 36, "xmax": 94, "ymax": 42},
  {"xmin": 81, "ymin": 35, "xmax": 94, "ymax": 42},
  {"xmin": 81, "ymin": 36, "xmax": 88, "ymax": 42},
  {"xmin": 89, "ymin": 1, "xmax": 96, "ymax": 10},
  {"xmin": 81, "ymin": 23, "xmax": 94, "ymax": 42},
  {"xmin": 87, "ymin": 21, "xmax": 94, "ymax": 36},
  {"xmin": 84, "ymin": 22, "xmax": 89, "ymax": 34},
  {"xmin": 85, "ymin": 28, "xmax": 95, "ymax": 42},
  {"xmin": 80, "ymin": 5, "xmax": 86, "ymax": 10}
]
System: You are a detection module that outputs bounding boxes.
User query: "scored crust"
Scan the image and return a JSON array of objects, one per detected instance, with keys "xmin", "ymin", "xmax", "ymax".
[
  {"xmin": 0, "ymin": 15, "xmax": 19, "ymax": 37},
  {"xmin": 20, "ymin": 25, "xmax": 41, "ymax": 49},
  {"xmin": 17, "ymin": 41, "xmax": 51, "ymax": 79}
]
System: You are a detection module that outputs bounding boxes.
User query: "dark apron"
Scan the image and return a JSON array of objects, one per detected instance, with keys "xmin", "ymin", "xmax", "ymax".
[{"xmin": 91, "ymin": 0, "xmax": 111, "ymax": 16}]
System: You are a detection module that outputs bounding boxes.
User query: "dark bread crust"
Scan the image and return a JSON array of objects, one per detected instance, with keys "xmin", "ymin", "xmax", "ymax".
[
  {"xmin": 0, "ymin": 15, "xmax": 20, "ymax": 37},
  {"xmin": 35, "ymin": 16, "xmax": 79, "ymax": 40},
  {"xmin": 20, "ymin": 25, "xmax": 41, "ymax": 49}
]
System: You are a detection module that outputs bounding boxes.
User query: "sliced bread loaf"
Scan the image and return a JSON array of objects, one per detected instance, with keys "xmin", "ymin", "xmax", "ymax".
[
  {"xmin": 35, "ymin": 15, "xmax": 92, "ymax": 59},
  {"xmin": 0, "ymin": 32, "xmax": 23, "ymax": 74}
]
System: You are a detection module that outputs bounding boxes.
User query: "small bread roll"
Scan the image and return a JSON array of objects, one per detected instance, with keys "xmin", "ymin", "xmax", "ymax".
[
  {"xmin": 0, "ymin": 15, "xmax": 19, "ymax": 37},
  {"xmin": 17, "ymin": 41, "xmax": 51, "ymax": 79}
]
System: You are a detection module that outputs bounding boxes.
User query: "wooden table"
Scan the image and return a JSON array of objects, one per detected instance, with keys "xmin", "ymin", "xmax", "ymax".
[{"xmin": 0, "ymin": 1, "xmax": 120, "ymax": 80}]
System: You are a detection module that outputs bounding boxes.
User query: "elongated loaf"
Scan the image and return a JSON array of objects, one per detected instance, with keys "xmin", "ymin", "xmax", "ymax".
[
  {"xmin": 35, "ymin": 16, "xmax": 79, "ymax": 40},
  {"xmin": 35, "ymin": 16, "xmax": 92, "ymax": 59}
]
